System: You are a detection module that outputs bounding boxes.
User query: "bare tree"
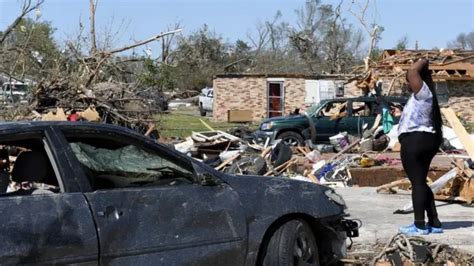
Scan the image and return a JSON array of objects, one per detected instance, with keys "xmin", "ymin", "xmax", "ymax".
[
  {"xmin": 448, "ymin": 31, "xmax": 474, "ymax": 50},
  {"xmin": 89, "ymin": 0, "xmax": 98, "ymax": 54},
  {"xmin": 348, "ymin": 0, "xmax": 383, "ymax": 71},
  {"xmin": 288, "ymin": 0, "xmax": 333, "ymax": 72}
]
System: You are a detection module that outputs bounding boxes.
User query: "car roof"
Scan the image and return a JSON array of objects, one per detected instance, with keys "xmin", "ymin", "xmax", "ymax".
[
  {"xmin": 0, "ymin": 121, "xmax": 141, "ymax": 136},
  {"xmin": 323, "ymin": 96, "xmax": 408, "ymax": 103}
]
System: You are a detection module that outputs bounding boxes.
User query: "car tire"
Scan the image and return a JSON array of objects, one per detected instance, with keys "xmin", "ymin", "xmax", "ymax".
[
  {"xmin": 277, "ymin": 131, "xmax": 304, "ymax": 146},
  {"xmin": 226, "ymin": 156, "xmax": 267, "ymax": 175},
  {"xmin": 271, "ymin": 142, "xmax": 292, "ymax": 168},
  {"xmin": 262, "ymin": 220, "xmax": 320, "ymax": 266},
  {"xmin": 199, "ymin": 105, "xmax": 206, "ymax": 116}
]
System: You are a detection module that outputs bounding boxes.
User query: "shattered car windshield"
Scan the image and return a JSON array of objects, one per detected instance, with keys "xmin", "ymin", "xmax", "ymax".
[{"xmin": 70, "ymin": 142, "xmax": 194, "ymax": 187}]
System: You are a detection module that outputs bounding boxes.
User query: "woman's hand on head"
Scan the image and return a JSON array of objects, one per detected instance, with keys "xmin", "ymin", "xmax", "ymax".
[{"xmin": 406, "ymin": 58, "xmax": 429, "ymax": 93}]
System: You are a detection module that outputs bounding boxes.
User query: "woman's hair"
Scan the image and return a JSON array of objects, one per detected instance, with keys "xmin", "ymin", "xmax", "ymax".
[{"xmin": 419, "ymin": 67, "xmax": 443, "ymax": 144}]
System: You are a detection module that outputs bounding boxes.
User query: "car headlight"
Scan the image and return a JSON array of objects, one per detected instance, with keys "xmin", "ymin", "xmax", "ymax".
[
  {"xmin": 325, "ymin": 189, "xmax": 346, "ymax": 208},
  {"xmin": 261, "ymin": 122, "xmax": 272, "ymax": 130}
]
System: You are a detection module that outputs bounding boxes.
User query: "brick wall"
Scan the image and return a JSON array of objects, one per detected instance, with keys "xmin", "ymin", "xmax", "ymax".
[
  {"xmin": 213, "ymin": 77, "xmax": 306, "ymax": 122},
  {"xmin": 283, "ymin": 78, "xmax": 306, "ymax": 114},
  {"xmin": 213, "ymin": 77, "xmax": 266, "ymax": 122}
]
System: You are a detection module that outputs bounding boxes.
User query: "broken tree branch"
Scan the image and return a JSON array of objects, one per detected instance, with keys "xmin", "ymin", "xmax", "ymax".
[
  {"xmin": 89, "ymin": 0, "xmax": 98, "ymax": 54},
  {"xmin": 106, "ymin": 29, "xmax": 182, "ymax": 55}
]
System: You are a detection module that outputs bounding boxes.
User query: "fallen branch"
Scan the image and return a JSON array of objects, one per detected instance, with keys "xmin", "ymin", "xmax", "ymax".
[{"xmin": 106, "ymin": 29, "xmax": 182, "ymax": 55}]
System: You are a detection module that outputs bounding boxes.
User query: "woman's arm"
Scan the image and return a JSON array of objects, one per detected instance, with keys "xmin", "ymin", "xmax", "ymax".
[{"xmin": 406, "ymin": 59, "xmax": 429, "ymax": 94}]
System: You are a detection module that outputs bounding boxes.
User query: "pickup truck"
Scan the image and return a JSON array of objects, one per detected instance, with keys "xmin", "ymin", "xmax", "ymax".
[
  {"xmin": 198, "ymin": 87, "xmax": 213, "ymax": 116},
  {"xmin": 254, "ymin": 96, "xmax": 408, "ymax": 146}
]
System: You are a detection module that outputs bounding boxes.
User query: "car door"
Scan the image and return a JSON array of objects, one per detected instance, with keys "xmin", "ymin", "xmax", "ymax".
[
  {"xmin": 346, "ymin": 100, "xmax": 376, "ymax": 137},
  {"xmin": 205, "ymin": 89, "xmax": 213, "ymax": 111},
  {"xmin": 0, "ymin": 128, "xmax": 98, "ymax": 264},
  {"xmin": 58, "ymin": 128, "xmax": 248, "ymax": 265},
  {"xmin": 314, "ymin": 101, "xmax": 351, "ymax": 141}
]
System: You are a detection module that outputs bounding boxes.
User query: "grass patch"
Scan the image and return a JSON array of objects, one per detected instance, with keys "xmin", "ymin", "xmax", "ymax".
[{"xmin": 156, "ymin": 112, "xmax": 256, "ymax": 139}]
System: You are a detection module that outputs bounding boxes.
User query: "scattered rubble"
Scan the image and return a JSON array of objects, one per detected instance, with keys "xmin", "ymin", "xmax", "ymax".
[
  {"xmin": 342, "ymin": 234, "xmax": 474, "ymax": 265},
  {"xmin": 171, "ymin": 106, "xmax": 474, "ymax": 209}
]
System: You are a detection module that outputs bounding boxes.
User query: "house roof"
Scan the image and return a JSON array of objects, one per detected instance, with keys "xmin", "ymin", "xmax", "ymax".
[{"xmin": 214, "ymin": 73, "xmax": 356, "ymax": 80}]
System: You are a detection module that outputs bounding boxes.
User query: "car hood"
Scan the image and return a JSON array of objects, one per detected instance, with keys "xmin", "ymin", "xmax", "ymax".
[
  {"xmin": 221, "ymin": 174, "xmax": 345, "ymax": 219},
  {"xmin": 262, "ymin": 115, "xmax": 306, "ymax": 124}
]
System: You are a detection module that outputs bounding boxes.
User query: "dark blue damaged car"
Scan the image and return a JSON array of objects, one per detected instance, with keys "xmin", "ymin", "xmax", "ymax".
[{"xmin": 0, "ymin": 121, "xmax": 358, "ymax": 265}]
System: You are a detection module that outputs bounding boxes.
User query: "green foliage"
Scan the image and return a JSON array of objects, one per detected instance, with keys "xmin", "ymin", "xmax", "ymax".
[
  {"xmin": 171, "ymin": 24, "xmax": 229, "ymax": 90},
  {"xmin": 1, "ymin": 18, "xmax": 60, "ymax": 78},
  {"xmin": 137, "ymin": 58, "xmax": 176, "ymax": 91}
]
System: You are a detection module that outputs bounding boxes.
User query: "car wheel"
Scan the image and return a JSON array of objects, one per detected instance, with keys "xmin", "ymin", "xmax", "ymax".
[
  {"xmin": 226, "ymin": 156, "xmax": 267, "ymax": 175},
  {"xmin": 277, "ymin": 131, "xmax": 304, "ymax": 146},
  {"xmin": 199, "ymin": 105, "xmax": 206, "ymax": 116},
  {"xmin": 262, "ymin": 220, "xmax": 320, "ymax": 266}
]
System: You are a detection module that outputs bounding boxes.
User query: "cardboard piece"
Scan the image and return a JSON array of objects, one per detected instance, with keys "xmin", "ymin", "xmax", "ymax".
[
  {"xmin": 228, "ymin": 110, "xmax": 253, "ymax": 123},
  {"xmin": 79, "ymin": 108, "xmax": 100, "ymax": 122},
  {"xmin": 42, "ymin": 108, "xmax": 67, "ymax": 121}
]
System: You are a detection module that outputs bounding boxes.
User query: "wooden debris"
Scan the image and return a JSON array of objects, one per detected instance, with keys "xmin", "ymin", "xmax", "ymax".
[
  {"xmin": 329, "ymin": 138, "xmax": 361, "ymax": 162},
  {"xmin": 441, "ymin": 108, "xmax": 474, "ymax": 161},
  {"xmin": 264, "ymin": 158, "xmax": 297, "ymax": 176},
  {"xmin": 376, "ymin": 178, "xmax": 411, "ymax": 194},
  {"xmin": 215, "ymin": 153, "xmax": 240, "ymax": 171}
]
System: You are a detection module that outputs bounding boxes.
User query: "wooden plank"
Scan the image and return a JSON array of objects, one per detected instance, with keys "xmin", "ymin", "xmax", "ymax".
[
  {"xmin": 329, "ymin": 138, "xmax": 361, "ymax": 162},
  {"xmin": 441, "ymin": 108, "xmax": 474, "ymax": 161},
  {"xmin": 215, "ymin": 153, "xmax": 240, "ymax": 171},
  {"xmin": 376, "ymin": 178, "xmax": 411, "ymax": 193}
]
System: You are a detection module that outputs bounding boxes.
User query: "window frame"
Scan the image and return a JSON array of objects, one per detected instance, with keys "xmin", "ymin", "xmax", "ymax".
[
  {"xmin": 267, "ymin": 81, "xmax": 285, "ymax": 118},
  {"xmin": 0, "ymin": 129, "xmax": 66, "ymax": 196}
]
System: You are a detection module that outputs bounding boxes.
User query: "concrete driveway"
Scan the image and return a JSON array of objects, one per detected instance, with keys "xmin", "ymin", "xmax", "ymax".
[{"xmin": 337, "ymin": 187, "xmax": 474, "ymax": 254}]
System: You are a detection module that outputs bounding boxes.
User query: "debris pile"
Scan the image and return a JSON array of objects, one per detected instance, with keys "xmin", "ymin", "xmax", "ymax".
[
  {"xmin": 370, "ymin": 233, "xmax": 473, "ymax": 265},
  {"xmin": 17, "ymin": 80, "xmax": 162, "ymax": 136},
  {"xmin": 173, "ymin": 124, "xmax": 401, "ymax": 187},
  {"xmin": 377, "ymin": 107, "xmax": 474, "ymax": 206}
]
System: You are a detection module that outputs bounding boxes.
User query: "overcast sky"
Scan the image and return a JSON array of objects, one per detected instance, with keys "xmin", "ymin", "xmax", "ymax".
[{"xmin": 1, "ymin": 0, "xmax": 473, "ymax": 56}]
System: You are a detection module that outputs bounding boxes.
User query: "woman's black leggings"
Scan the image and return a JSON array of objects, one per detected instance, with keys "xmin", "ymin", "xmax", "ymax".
[{"xmin": 399, "ymin": 132, "xmax": 441, "ymax": 228}]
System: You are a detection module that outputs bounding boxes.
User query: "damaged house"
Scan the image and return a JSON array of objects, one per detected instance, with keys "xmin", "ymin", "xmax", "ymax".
[
  {"xmin": 212, "ymin": 49, "xmax": 474, "ymax": 123},
  {"xmin": 212, "ymin": 73, "xmax": 358, "ymax": 123}
]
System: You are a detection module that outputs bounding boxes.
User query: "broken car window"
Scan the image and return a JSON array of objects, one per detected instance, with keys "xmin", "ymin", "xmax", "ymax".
[
  {"xmin": 69, "ymin": 142, "xmax": 195, "ymax": 190},
  {"xmin": 0, "ymin": 142, "xmax": 60, "ymax": 197},
  {"xmin": 352, "ymin": 102, "xmax": 372, "ymax": 117}
]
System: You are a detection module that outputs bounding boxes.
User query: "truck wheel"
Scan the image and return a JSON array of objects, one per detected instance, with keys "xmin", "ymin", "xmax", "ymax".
[
  {"xmin": 199, "ymin": 105, "xmax": 206, "ymax": 116},
  {"xmin": 262, "ymin": 220, "xmax": 320, "ymax": 266},
  {"xmin": 277, "ymin": 131, "xmax": 304, "ymax": 146}
]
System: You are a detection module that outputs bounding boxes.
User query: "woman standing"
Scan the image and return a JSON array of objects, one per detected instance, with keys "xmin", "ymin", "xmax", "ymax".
[{"xmin": 398, "ymin": 59, "xmax": 444, "ymax": 235}]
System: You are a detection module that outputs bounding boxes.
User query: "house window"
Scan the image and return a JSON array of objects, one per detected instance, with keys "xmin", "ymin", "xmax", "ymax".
[{"xmin": 267, "ymin": 81, "xmax": 284, "ymax": 118}]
